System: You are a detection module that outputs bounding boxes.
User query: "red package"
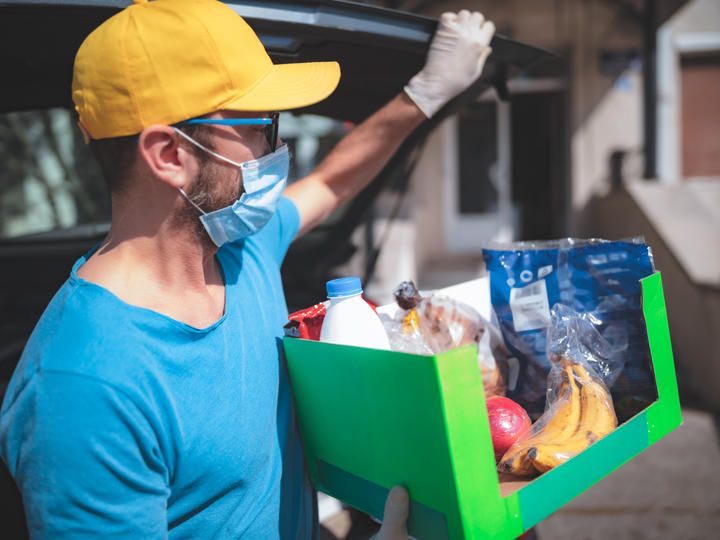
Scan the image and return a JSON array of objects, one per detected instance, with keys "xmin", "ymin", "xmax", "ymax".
[{"xmin": 284, "ymin": 302, "xmax": 327, "ymax": 341}]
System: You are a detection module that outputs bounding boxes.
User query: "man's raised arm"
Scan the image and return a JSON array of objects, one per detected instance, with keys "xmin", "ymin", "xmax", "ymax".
[{"xmin": 286, "ymin": 10, "xmax": 495, "ymax": 237}]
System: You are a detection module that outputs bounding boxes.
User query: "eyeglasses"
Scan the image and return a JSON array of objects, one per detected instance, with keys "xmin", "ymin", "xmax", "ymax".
[{"xmin": 177, "ymin": 112, "xmax": 280, "ymax": 152}]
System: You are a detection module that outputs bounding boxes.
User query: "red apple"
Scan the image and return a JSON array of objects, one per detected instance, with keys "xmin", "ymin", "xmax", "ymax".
[{"xmin": 486, "ymin": 396, "xmax": 532, "ymax": 461}]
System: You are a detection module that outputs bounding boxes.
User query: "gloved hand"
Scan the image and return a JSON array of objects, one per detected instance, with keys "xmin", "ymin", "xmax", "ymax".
[
  {"xmin": 371, "ymin": 486, "xmax": 410, "ymax": 540},
  {"xmin": 404, "ymin": 10, "xmax": 495, "ymax": 118}
]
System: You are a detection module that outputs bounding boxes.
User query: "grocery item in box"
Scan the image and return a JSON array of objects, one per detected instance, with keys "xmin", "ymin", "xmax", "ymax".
[
  {"xmin": 499, "ymin": 305, "xmax": 619, "ymax": 476},
  {"xmin": 483, "ymin": 238, "xmax": 656, "ymax": 420},
  {"xmin": 486, "ymin": 396, "xmax": 532, "ymax": 461},
  {"xmin": 384, "ymin": 280, "xmax": 508, "ymax": 398},
  {"xmin": 284, "ymin": 302, "xmax": 327, "ymax": 341},
  {"xmin": 284, "ymin": 285, "xmax": 383, "ymax": 344},
  {"xmin": 319, "ymin": 277, "xmax": 390, "ymax": 350}
]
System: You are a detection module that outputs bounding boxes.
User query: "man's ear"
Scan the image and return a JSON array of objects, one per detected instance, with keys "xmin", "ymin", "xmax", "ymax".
[{"xmin": 137, "ymin": 125, "xmax": 197, "ymax": 189}]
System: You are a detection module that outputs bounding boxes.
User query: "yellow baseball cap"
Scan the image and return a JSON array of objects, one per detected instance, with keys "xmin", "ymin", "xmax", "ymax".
[{"xmin": 72, "ymin": 0, "xmax": 341, "ymax": 140}]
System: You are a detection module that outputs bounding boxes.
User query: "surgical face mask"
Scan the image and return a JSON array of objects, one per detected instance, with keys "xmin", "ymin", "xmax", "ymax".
[{"xmin": 174, "ymin": 128, "xmax": 290, "ymax": 247}]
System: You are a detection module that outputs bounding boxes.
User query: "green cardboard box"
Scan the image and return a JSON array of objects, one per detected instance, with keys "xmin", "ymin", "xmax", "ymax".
[{"xmin": 283, "ymin": 272, "xmax": 681, "ymax": 539}]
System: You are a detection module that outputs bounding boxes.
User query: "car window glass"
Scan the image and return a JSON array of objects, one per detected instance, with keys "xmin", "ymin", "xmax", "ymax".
[
  {"xmin": 280, "ymin": 112, "xmax": 354, "ymax": 225},
  {"xmin": 458, "ymin": 102, "xmax": 499, "ymax": 214},
  {"xmin": 0, "ymin": 108, "xmax": 109, "ymax": 241},
  {"xmin": 280, "ymin": 112, "xmax": 349, "ymax": 182},
  {"xmin": 0, "ymin": 110, "xmax": 351, "ymax": 241}
]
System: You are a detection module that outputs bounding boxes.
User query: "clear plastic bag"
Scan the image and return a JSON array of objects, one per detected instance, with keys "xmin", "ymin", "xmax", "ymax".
[
  {"xmin": 384, "ymin": 281, "xmax": 508, "ymax": 398},
  {"xmin": 381, "ymin": 311, "xmax": 434, "ymax": 355},
  {"xmin": 546, "ymin": 304, "xmax": 628, "ymax": 388},
  {"xmin": 498, "ymin": 305, "xmax": 620, "ymax": 476}
]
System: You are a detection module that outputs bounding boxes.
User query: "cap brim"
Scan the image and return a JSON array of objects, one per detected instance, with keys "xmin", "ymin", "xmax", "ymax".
[{"xmin": 222, "ymin": 61, "xmax": 340, "ymax": 112}]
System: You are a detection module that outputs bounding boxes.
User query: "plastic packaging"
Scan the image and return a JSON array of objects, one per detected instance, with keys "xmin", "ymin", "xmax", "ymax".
[
  {"xmin": 319, "ymin": 277, "xmax": 391, "ymax": 350},
  {"xmin": 284, "ymin": 302, "xmax": 327, "ymax": 341},
  {"xmin": 546, "ymin": 304, "xmax": 627, "ymax": 388},
  {"xmin": 498, "ymin": 307, "xmax": 619, "ymax": 476},
  {"xmin": 482, "ymin": 237, "xmax": 656, "ymax": 420},
  {"xmin": 384, "ymin": 280, "xmax": 507, "ymax": 397}
]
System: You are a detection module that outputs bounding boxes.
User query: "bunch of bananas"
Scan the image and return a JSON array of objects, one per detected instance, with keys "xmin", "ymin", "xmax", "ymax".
[{"xmin": 498, "ymin": 356, "xmax": 617, "ymax": 475}]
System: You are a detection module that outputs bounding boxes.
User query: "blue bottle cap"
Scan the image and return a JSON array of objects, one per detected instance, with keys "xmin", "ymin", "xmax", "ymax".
[{"xmin": 326, "ymin": 277, "xmax": 363, "ymax": 298}]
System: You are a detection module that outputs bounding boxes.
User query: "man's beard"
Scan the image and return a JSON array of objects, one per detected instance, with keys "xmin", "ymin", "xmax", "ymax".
[{"xmin": 174, "ymin": 160, "xmax": 243, "ymax": 249}]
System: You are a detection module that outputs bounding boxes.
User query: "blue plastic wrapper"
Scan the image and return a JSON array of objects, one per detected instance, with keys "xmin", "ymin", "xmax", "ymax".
[{"xmin": 482, "ymin": 238, "xmax": 657, "ymax": 422}]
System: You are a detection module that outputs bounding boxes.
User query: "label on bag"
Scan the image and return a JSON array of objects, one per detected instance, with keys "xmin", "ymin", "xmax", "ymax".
[{"xmin": 509, "ymin": 279, "xmax": 551, "ymax": 332}]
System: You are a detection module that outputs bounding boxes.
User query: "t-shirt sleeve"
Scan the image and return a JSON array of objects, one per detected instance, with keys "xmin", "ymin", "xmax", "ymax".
[
  {"xmin": 253, "ymin": 195, "xmax": 301, "ymax": 264},
  {"xmin": 0, "ymin": 371, "xmax": 169, "ymax": 539}
]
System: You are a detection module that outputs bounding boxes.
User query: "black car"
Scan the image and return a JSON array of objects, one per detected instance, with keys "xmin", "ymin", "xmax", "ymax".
[{"xmin": 0, "ymin": 0, "xmax": 555, "ymax": 536}]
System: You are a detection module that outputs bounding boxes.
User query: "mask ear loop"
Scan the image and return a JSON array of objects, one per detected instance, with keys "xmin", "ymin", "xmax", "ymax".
[
  {"xmin": 173, "ymin": 127, "xmax": 233, "ymax": 216},
  {"xmin": 76, "ymin": 121, "xmax": 92, "ymax": 144},
  {"xmin": 173, "ymin": 127, "xmax": 247, "ymax": 169},
  {"xmin": 177, "ymin": 187, "xmax": 208, "ymax": 215}
]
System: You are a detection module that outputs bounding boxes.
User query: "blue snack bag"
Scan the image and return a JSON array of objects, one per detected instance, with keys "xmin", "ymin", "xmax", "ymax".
[{"xmin": 482, "ymin": 238, "xmax": 657, "ymax": 421}]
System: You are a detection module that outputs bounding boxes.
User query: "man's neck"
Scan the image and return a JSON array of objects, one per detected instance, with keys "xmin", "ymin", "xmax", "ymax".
[{"xmin": 77, "ymin": 222, "xmax": 226, "ymax": 329}]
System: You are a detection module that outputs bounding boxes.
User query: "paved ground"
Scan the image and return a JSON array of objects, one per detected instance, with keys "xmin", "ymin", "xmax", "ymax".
[
  {"xmin": 320, "ymin": 408, "xmax": 720, "ymax": 540},
  {"xmin": 535, "ymin": 408, "xmax": 720, "ymax": 540}
]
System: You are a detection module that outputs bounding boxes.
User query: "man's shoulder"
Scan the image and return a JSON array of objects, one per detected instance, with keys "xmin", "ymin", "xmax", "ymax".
[
  {"xmin": 31, "ymin": 278, "xmax": 133, "ymax": 353},
  {"xmin": 8, "ymin": 279, "xmax": 157, "ymax": 401}
]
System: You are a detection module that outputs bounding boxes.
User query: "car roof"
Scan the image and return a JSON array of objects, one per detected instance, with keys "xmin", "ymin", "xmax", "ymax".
[{"xmin": 0, "ymin": 0, "xmax": 556, "ymax": 122}]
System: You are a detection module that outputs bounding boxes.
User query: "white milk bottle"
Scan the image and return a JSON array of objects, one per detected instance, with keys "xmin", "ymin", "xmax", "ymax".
[{"xmin": 319, "ymin": 277, "xmax": 391, "ymax": 350}]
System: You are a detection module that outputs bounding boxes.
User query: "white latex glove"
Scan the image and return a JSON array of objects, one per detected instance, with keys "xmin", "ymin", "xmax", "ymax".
[
  {"xmin": 371, "ymin": 486, "xmax": 410, "ymax": 540},
  {"xmin": 404, "ymin": 10, "xmax": 496, "ymax": 118}
]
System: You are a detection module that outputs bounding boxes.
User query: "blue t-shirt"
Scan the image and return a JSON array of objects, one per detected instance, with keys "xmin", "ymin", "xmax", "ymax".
[{"xmin": 0, "ymin": 197, "xmax": 315, "ymax": 539}]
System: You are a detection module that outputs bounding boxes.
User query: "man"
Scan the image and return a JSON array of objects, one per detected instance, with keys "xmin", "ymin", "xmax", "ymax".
[{"xmin": 0, "ymin": 0, "xmax": 494, "ymax": 538}]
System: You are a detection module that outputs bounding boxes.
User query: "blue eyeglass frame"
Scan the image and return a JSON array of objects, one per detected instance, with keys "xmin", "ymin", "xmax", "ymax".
[{"xmin": 177, "ymin": 111, "xmax": 280, "ymax": 152}]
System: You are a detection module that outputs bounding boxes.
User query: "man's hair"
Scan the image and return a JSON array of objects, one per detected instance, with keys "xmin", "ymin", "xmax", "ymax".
[{"xmin": 88, "ymin": 123, "xmax": 214, "ymax": 194}]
